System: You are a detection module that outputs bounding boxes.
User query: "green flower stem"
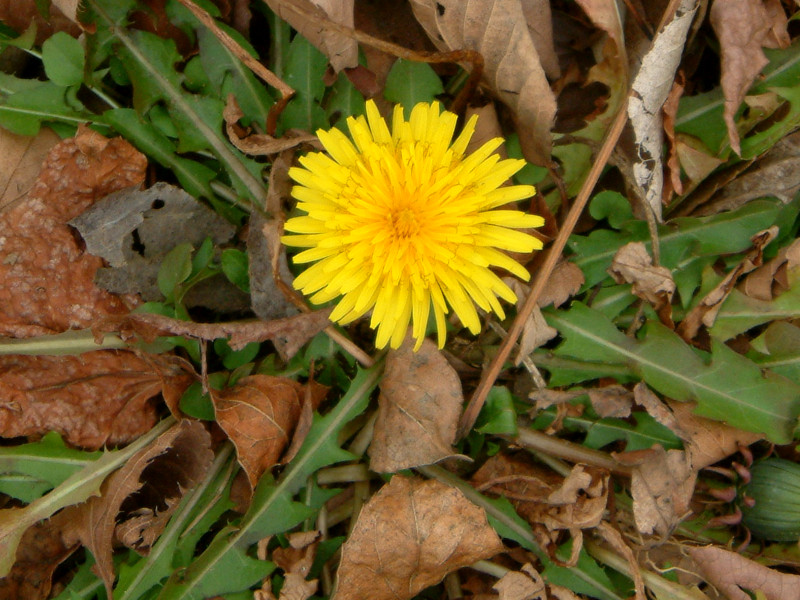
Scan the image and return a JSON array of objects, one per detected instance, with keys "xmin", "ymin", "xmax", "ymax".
[{"xmin": 0, "ymin": 330, "xmax": 127, "ymax": 355}]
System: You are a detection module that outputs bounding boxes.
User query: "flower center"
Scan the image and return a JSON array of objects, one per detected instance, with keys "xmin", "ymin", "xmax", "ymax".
[{"xmin": 389, "ymin": 207, "xmax": 420, "ymax": 238}]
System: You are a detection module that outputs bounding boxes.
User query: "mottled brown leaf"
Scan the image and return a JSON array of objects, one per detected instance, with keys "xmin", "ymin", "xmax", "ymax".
[
  {"xmin": 257, "ymin": 532, "xmax": 319, "ymax": 600},
  {"xmin": 213, "ymin": 375, "xmax": 327, "ymax": 489},
  {"xmin": 0, "ymin": 127, "xmax": 146, "ymax": 338},
  {"xmin": 688, "ymin": 545, "xmax": 800, "ymax": 600},
  {"xmin": 334, "ymin": 476, "xmax": 503, "ymax": 600},
  {"xmin": 0, "ymin": 351, "xmax": 166, "ymax": 448},
  {"xmin": 409, "ymin": 0, "xmax": 557, "ymax": 166},
  {"xmin": 369, "ymin": 338, "xmax": 464, "ymax": 472},
  {"xmin": 62, "ymin": 420, "xmax": 213, "ymax": 598},
  {"xmin": 710, "ymin": 0, "xmax": 790, "ymax": 154}
]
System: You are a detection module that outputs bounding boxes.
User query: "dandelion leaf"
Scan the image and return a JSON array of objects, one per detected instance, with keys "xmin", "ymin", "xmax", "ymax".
[
  {"xmin": 546, "ymin": 303, "xmax": 800, "ymax": 443},
  {"xmin": 158, "ymin": 364, "xmax": 382, "ymax": 599}
]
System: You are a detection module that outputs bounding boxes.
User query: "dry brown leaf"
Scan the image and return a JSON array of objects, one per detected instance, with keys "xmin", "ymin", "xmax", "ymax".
[
  {"xmin": 675, "ymin": 135, "xmax": 726, "ymax": 187},
  {"xmin": 663, "ymin": 74, "xmax": 686, "ymax": 200},
  {"xmin": 596, "ymin": 522, "xmax": 645, "ymax": 600},
  {"xmin": 111, "ymin": 309, "xmax": 332, "ymax": 361},
  {"xmin": 623, "ymin": 446, "xmax": 696, "ymax": 536},
  {"xmin": 632, "ymin": 382, "xmax": 686, "ymax": 439},
  {"xmin": 710, "ymin": 0, "xmax": 790, "ymax": 154},
  {"xmin": 741, "ymin": 238, "xmax": 800, "ymax": 301},
  {"xmin": 520, "ymin": 0, "xmax": 559, "ymax": 79},
  {"xmin": 0, "ymin": 511, "xmax": 78, "ymax": 600},
  {"xmin": 688, "ymin": 545, "xmax": 800, "ymax": 600},
  {"xmin": 627, "ymin": 0, "xmax": 699, "ymax": 220},
  {"xmin": 537, "ymin": 261, "xmax": 585, "ymax": 309},
  {"xmin": 0, "ymin": 127, "xmax": 60, "ymax": 212},
  {"xmin": 224, "ymin": 95, "xmax": 319, "ymax": 155},
  {"xmin": 588, "ymin": 385, "xmax": 632, "ymax": 419},
  {"xmin": 62, "ymin": 420, "xmax": 213, "ymax": 597},
  {"xmin": 549, "ymin": 585, "xmax": 582, "ymax": 600},
  {"xmin": 668, "ymin": 401, "xmax": 762, "ymax": 471},
  {"xmin": 472, "ymin": 454, "xmax": 608, "ymax": 541},
  {"xmin": 262, "ymin": 0, "xmax": 357, "ymax": 72},
  {"xmin": 609, "ymin": 242, "xmax": 675, "ymax": 324},
  {"xmin": 677, "ymin": 226, "xmax": 777, "ymax": 341},
  {"xmin": 409, "ymin": 0, "xmax": 557, "ymax": 166},
  {"xmin": 0, "ymin": 352, "xmax": 167, "ymax": 448},
  {"xmin": 0, "ymin": 127, "xmax": 146, "ymax": 338},
  {"xmin": 213, "ymin": 375, "xmax": 327, "ymax": 490},
  {"xmin": 334, "ymin": 476, "xmax": 504, "ymax": 600},
  {"xmin": 493, "ymin": 563, "xmax": 546, "ymax": 600},
  {"xmin": 256, "ymin": 531, "xmax": 319, "ymax": 600},
  {"xmin": 0, "ymin": 0, "xmax": 79, "ymax": 43},
  {"xmin": 369, "ymin": 338, "xmax": 465, "ymax": 472},
  {"xmin": 249, "ymin": 149, "xmax": 301, "ymax": 323}
]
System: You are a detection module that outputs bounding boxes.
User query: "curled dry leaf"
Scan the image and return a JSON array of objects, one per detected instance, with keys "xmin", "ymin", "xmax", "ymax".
[
  {"xmin": 710, "ymin": 0, "xmax": 790, "ymax": 154},
  {"xmin": 409, "ymin": 0, "xmax": 557, "ymax": 166},
  {"xmin": 0, "ymin": 352, "xmax": 168, "ymax": 448},
  {"xmin": 212, "ymin": 375, "xmax": 327, "ymax": 490},
  {"xmin": 741, "ymin": 237, "xmax": 800, "ymax": 301},
  {"xmin": 688, "ymin": 545, "xmax": 800, "ymax": 600},
  {"xmin": 262, "ymin": 0, "xmax": 357, "ymax": 72},
  {"xmin": 112, "ymin": 308, "xmax": 332, "ymax": 361},
  {"xmin": 608, "ymin": 242, "xmax": 675, "ymax": 325},
  {"xmin": 493, "ymin": 563, "xmax": 546, "ymax": 600},
  {"xmin": 334, "ymin": 476, "xmax": 504, "ymax": 600},
  {"xmin": 619, "ymin": 445, "xmax": 696, "ymax": 536},
  {"xmin": 256, "ymin": 531, "xmax": 319, "ymax": 600},
  {"xmin": 0, "ymin": 127, "xmax": 146, "ymax": 338},
  {"xmin": 677, "ymin": 226, "xmax": 777, "ymax": 341},
  {"xmin": 589, "ymin": 384, "xmax": 633, "ymax": 419},
  {"xmin": 369, "ymin": 337, "xmax": 465, "ymax": 472},
  {"xmin": 224, "ymin": 96, "xmax": 319, "ymax": 156},
  {"xmin": 472, "ymin": 454, "xmax": 608, "ymax": 552},
  {"xmin": 62, "ymin": 419, "xmax": 213, "ymax": 598},
  {"xmin": 626, "ymin": 0, "xmax": 699, "ymax": 221}
]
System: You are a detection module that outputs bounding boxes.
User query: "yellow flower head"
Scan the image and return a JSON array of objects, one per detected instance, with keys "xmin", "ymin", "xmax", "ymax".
[{"xmin": 282, "ymin": 100, "xmax": 544, "ymax": 350}]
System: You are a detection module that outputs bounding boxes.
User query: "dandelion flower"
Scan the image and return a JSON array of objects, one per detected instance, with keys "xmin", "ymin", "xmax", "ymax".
[{"xmin": 282, "ymin": 100, "xmax": 544, "ymax": 350}]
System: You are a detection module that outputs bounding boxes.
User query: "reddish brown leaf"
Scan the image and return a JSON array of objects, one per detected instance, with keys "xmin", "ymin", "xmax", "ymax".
[
  {"xmin": 0, "ymin": 351, "xmax": 167, "ymax": 448},
  {"xmin": 0, "ymin": 128, "xmax": 60, "ymax": 212},
  {"xmin": 335, "ymin": 476, "xmax": 504, "ymax": 600},
  {"xmin": 369, "ymin": 338, "xmax": 464, "ymax": 472},
  {"xmin": 0, "ymin": 127, "xmax": 146, "ymax": 338},
  {"xmin": 62, "ymin": 420, "xmax": 213, "ymax": 597},
  {"xmin": 212, "ymin": 375, "xmax": 327, "ymax": 490}
]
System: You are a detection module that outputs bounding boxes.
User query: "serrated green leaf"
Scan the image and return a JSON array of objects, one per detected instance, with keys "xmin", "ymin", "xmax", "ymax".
[
  {"xmin": 544, "ymin": 541, "xmax": 623, "ymax": 600},
  {"xmin": 279, "ymin": 34, "xmax": 328, "ymax": 132},
  {"xmin": 87, "ymin": 0, "xmax": 265, "ymax": 204},
  {"xmin": 0, "ymin": 75, "xmax": 95, "ymax": 135},
  {"xmin": 476, "ymin": 387, "xmax": 518, "ymax": 435},
  {"xmin": 0, "ymin": 419, "xmax": 174, "ymax": 577},
  {"xmin": 0, "ymin": 432, "xmax": 101, "ymax": 502},
  {"xmin": 0, "ymin": 24, "xmax": 36, "ymax": 51},
  {"xmin": 384, "ymin": 59, "xmax": 444, "ymax": 117},
  {"xmin": 582, "ymin": 412, "xmax": 682, "ymax": 451},
  {"xmin": 42, "ymin": 32, "xmax": 85, "ymax": 87},
  {"xmin": 569, "ymin": 198, "xmax": 787, "ymax": 291},
  {"xmin": 749, "ymin": 322, "xmax": 800, "ymax": 385},
  {"xmin": 103, "ymin": 108, "xmax": 216, "ymax": 199},
  {"xmin": 710, "ymin": 272, "xmax": 800, "ymax": 341},
  {"xmin": 158, "ymin": 363, "xmax": 383, "ymax": 599},
  {"xmin": 546, "ymin": 303, "xmax": 800, "ymax": 443}
]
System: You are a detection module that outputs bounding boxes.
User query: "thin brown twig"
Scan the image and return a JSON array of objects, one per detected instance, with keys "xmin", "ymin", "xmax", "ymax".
[{"xmin": 456, "ymin": 0, "xmax": 688, "ymax": 439}]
